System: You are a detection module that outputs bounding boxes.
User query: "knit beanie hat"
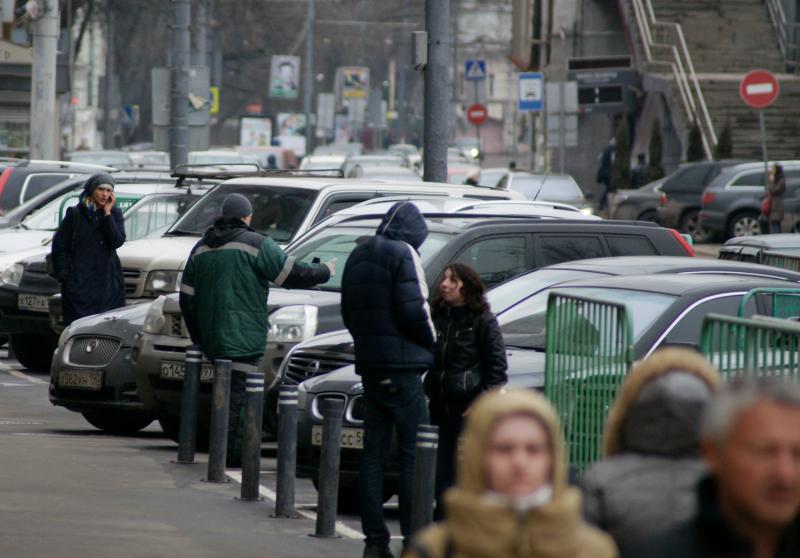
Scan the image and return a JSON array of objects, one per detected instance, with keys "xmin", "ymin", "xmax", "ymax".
[
  {"xmin": 83, "ymin": 173, "xmax": 116, "ymax": 196},
  {"xmin": 221, "ymin": 193, "xmax": 253, "ymax": 219}
]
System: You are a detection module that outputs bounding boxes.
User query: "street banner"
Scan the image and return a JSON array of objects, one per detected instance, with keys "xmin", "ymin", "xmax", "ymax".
[
  {"xmin": 239, "ymin": 116, "xmax": 272, "ymax": 147},
  {"xmin": 269, "ymin": 55, "xmax": 301, "ymax": 99},
  {"xmin": 340, "ymin": 66, "xmax": 370, "ymax": 99}
]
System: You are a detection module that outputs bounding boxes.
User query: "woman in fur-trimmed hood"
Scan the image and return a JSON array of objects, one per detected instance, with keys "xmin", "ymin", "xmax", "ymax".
[
  {"xmin": 405, "ymin": 389, "xmax": 617, "ymax": 558},
  {"xmin": 581, "ymin": 348, "xmax": 721, "ymax": 557}
]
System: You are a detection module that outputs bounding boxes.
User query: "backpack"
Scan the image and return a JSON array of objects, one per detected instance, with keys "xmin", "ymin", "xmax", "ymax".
[{"xmin": 45, "ymin": 206, "xmax": 79, "ymax": 279}]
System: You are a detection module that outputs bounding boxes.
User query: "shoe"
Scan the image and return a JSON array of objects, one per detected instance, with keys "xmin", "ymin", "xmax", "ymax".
[{"xmin": 363, "ymin": 544, "xmax": 395, "ymax": 558}]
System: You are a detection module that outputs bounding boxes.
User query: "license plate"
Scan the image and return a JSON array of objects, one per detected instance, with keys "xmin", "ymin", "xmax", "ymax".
[
  {"xmin": 59, "ymin": 370, "xmax": 103, "ymax": 390},
  {"xmin": 311, "ymin": 424, "xmax": 364, "ymax": 450},
  {"xmin": 159, "ymin": 361, "xmax": 214, "ymax": 382},
  {"xmin": 18, "ymin": 294, "xmax": 49, "ymax": 313}
]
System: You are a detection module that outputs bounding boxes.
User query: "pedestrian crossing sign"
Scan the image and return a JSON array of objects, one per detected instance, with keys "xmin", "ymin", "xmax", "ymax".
[{"xmin": 465, "ymin": 60, "xmax": 487, "ymax": 81}]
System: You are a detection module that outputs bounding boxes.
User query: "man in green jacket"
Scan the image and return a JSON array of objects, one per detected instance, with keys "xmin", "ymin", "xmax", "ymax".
[{"xmin": 179, "ymin": 193, "xmax": 333, "ymax": 464}]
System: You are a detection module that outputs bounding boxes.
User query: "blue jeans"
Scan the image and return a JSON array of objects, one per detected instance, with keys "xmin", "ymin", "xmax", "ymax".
[{"xmin": 359, "ymin": 372, "xmax": 429, "ymax": 548}]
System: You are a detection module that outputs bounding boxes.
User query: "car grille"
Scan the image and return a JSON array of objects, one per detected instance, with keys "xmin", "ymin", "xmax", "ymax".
[
  {"xmin": 346, "ymin": 394, "xmax": 365, "ymax": 424},
  {"xmin": 67, "ymin": 336, "xmax": 121, "ymax": 366},
  {"xmin": 311, "ymin": 393, "xmax": 348, "ymax": 420},
  {"xmin": 123, "ymin": 268, "xmax": 142, "ymax": 296},
  {"xmin": 284, "ymin": 350, "xmax": 354, "ymax": 384},
  {"xmin": 167, "ymin": 313, "xmax": 186, "ymax": 337}
]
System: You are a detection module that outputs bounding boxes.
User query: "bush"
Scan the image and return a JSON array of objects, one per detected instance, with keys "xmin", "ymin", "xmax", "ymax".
[
  {"xmin": 645, "ymin": 119, "xmax": 666, "ymax": 183},
  {"xmin": 714, "ymin": 120, "xmax": 733, "ymax": 159},
  {"xmin": 686, "ymin": 122, "xmax": 704, "ymax": 162},
  {"xmin": 610, "ymin": 114, "xmax": 631, "ymax": 192}
]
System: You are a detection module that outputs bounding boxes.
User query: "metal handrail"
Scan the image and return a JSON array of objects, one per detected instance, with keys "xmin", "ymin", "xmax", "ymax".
[
  {"xmin": 766, "ymin": 0, "xmax": 799, "ymax": 71},
  {"xmin": 629, "ymin": 0, "xmax": 717, "ymax": 158}
]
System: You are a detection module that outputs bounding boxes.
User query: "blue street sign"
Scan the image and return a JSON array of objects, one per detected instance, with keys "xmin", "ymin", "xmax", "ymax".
[
  {"xmin": 465, "ymin": 60, "xmax": 487, "ymax": 81},
  {"xmin": 518, "ymin": 72, "xmax": 544, "ymax": 112}
]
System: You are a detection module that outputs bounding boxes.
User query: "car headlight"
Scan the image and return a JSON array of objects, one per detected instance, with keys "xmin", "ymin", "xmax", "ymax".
[
  {"xmin": 580, "ymin": 207, "xmax": 594, "ymax": 216},
  {"xmin": 268, "ymin": 305, "xmax": 318, "ymax": 343},
  {"xmin": 469, "ymin": 147, "xmax": 480, "ymax": 158},
  {"xmin": 142, "ymin": 296, "xmax": 167, "ymax": 334},
  {"xmin": 0, "ymin": 263, "xmax": 23, "ymax": 287},
  {"xmin": 143, "ymin": 270, "xmax": 182, "ymax": 297}
]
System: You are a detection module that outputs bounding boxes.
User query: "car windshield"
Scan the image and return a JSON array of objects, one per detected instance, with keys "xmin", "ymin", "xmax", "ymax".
[
  {"xmin": 487, "ymin": 269, "xmax": 610, "ymax": 316},
  {"xmin": 124, "ymin": 193, "xmax": 198, "ymax": 241},
  {"xmin": 479, "ymin": 169, "xmax": 505, "ymax": 188},
  {"xmin": 20, "ymin": 192, "xmax": 80, "ymax": 231},
  {"xmin": 499, "ymin": 287, "xmax": 677, "ymax": 350},
  {"xmin": 288, "ymin": 226, "xmax": 453, "ymax": 291},
  {"xmin": 167, "ymin": 184, "xmax": 318, "ymax": 243}
]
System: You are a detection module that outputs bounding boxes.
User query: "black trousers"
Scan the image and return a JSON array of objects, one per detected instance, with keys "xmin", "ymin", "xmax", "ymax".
[
  {"xmin": 431, "ymin": 410, "xmax": 464, "ymax": 520},
  {"xmin": 226, "ymin": 359, "xmax": 260, "ymax": 467}
]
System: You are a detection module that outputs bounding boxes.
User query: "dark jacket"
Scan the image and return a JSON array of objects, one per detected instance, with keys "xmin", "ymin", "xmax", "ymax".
[
  {"xmin": 633, "ymin": 476, "xmax": 800, "ymax": 558},
  {"xmin": 341, "ymin": 202, "xmax": 436, "ymax": 375},
  {"xmin": 179, "ymin": 217, "xmax": 329, "ymax": 360},
  {"xmin": 51, "ymin": 193, "xmax": 126, "ymax": 325},
  {"xmin": 768, "ymin": 175, "xmax": 786, "ymax": 222},
  {"xmin": 581, "ymin": 349, "xmax": 720, "ymax": 557},
  {"xmin": 425, "ymin": 305, "xmax": 507, "ymax": 416}
]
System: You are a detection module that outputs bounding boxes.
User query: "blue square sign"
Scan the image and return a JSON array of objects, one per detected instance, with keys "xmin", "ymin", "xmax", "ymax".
[
  {"xmin": 465, "ymin": 60, "xmax": 487, "ymax": 81},
  {"xmin": 519, "ymin": 72, "xmax": 544, "ymax": 112}
]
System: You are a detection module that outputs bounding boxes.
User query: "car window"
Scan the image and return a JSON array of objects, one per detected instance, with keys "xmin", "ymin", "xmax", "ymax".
[
  {"xmin": 537, "ymin": 178, "xmax": 584, "ymax": 202},
  {"xmin": 487, "ymin": 268, "xmax": 609, "ymax": 316},
  {"xmin": 605, "ymin": 235, "xmax": 658, "ymax": 257},
  {"xmin": 497, "ymin": 175, "xmax": 509, "ymax": 189},
  {"xmin": 662, "ymin": 294, "xmax": 755, "ymax": 346},
  {"xmin": 508, "ymin": 176, "xmax": 542, "ymax": 199},
  {"xmin": 289, "ymin": 228, "xmax": 453, "ymax": 291},
  {"xmin": 19, "ymin": 194, "xmax": 67, "ymax": 231},
  {"xmin": 124, "ymin": 195, "xmax": 195, "ymax": 241},
  {"xmin": 662, "ymin": 165, "xmax": 711, "ymax": 193},
  {"xmin": 23, "ymin": 174, "xmax": 71, "ymax": 202},
  {"xmin": 456, "ymin": 236, "xmax": 528, "ymax": 287},
  {"xmin": 538, "ymin": 235, "xmax": 605, "ymax": 267},
  {"xmin": 314, "ymin": 194, "xmax": 375, "ymax": 224},
  {"xmin": 730, "ymin": 171, "xmax": 765, "ymax": 187}
]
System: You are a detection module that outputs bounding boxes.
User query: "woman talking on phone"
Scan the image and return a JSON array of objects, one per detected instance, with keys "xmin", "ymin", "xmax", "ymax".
[{"xmin": 51, "ymin": 173, "xmax": 126, "ymax": 325}]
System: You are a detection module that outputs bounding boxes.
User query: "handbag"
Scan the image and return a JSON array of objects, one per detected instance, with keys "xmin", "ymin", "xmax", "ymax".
[
  {"xmin": 442, "ymin": 365, "xmax": 483, "ymax": 403},
  {"xmin": 761, "ymin": 195, "xmax": 772, "ymax": 216}
]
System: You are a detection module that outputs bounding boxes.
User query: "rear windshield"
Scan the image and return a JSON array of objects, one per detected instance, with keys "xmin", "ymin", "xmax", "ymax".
[{"xmin": 167, "ymin": 184, "xmax": 318, "ymax": 243}]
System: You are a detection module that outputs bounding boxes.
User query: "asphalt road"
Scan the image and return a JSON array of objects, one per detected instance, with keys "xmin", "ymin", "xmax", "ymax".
[{"xmin": 0, "ymin": 351, "xmax": 401, "ymax": 558}]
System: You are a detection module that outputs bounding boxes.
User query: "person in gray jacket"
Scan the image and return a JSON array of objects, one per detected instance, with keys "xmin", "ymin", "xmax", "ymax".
[{"xmin": 580, "ymin": 348, "xmax": 721, "ymax": 557}]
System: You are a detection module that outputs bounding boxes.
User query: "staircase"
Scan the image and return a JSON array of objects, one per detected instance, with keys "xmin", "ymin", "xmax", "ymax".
[{"xmin": 626, "ymin": 0, "xmax": 800, "ymax": 160}]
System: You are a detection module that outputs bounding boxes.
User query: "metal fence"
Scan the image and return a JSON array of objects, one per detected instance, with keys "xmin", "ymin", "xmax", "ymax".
[
  {"xmin": 701, "ymin": 313, "xmax": 800, "ymax": 378},
  {"xmin": 544, "ymin": 292, "xmax": 634, "ymax": 473},
  {"xmin": 738, "ymin": 287, "xmax": 800, "ymax": 319},
  {"xmin": 761, "ymin": 251, "xmax": 800, "ymax": 273}
]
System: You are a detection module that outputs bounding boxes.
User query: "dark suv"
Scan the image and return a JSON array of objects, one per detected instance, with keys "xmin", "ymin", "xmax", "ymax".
[{"xmin": 656, "ymin": 160, "xmax": 749, "ymax": 242}]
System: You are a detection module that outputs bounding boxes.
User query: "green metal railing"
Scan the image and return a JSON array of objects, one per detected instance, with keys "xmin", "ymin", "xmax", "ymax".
[
  {"xmin": 544, "ymin": 292, "xmax": 634, "ymax": 472},
  {"xmin": 738, "ymin": 287, "xmax": 800, "ymax": 319},
  {"xmin": 761, "ymin": 251, "xmax": 800, "ymax": 272},
  {"xmin": 701, "ymin": 313, "xmax": 800, "ymax": 378}
]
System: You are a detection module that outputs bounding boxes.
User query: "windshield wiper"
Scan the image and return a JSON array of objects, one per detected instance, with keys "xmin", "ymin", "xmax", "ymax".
[
  {"xmin": 165, "ymin": 229, "xmax": 200, "ymax": 236},
  {"xmin": 18, "ymin": 222, "xmax": 28, "ymax": 230}
]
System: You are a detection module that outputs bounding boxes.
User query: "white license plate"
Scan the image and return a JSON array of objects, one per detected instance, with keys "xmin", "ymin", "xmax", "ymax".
[
  {"xmin": 160, "ymin": 361, "xmax": 214, "ymax": 382},
  {"xmin": 311, "ymin": 424, "xmax": 364, "ymax": 450},
  {"xmin": 58, "ymin": 370, "xmax": 103, "ymax": 390},
  {"xmin": 18, "ymin": 294, "xmax": 49, "ymax": 313}
]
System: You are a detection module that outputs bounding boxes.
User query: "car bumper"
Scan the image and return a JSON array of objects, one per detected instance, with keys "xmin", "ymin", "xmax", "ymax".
[
  {"xmin": 0, "ymin": 287, "xmax": 53, "ymax": 335},
  {"xmin": 699, "ymin": 209, "xmax": 727, "ymax": 233}
]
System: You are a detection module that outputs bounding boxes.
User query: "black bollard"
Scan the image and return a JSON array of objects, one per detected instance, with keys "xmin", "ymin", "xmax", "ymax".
[
  {"xmin": 275, "ymin": 384, "xmax": 299, "ymax": 517},
  {"xmin": 206, "ymin": 359, "xmax": 232, "ymax": 483},
  {"xmin": 240, "ymin": 367, "xmax": 265, "ymax": 501},
  {"xmin": 313, "ymin": 397, "xmax": 345, "ymax": 538},
  {"xmin": 409, "ymin": 424, "xmax": 439, "ymax": 537},
  {"xmin": 175, "ymin": 344, "xmax": 202, "ymax": 464}
]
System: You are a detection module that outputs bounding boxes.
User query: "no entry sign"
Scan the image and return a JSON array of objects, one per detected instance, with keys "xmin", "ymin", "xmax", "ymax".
[
  {"xmin": 466, "ymin": 103, "xmax": 488, "ymax": 126},
  {"xmin": 740, "ymin": 70, "xmax": 779, "ymax": 109}
]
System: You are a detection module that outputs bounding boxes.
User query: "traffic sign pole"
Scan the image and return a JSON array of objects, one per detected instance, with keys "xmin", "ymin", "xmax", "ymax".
[
  {"xmin": 759, "ymin": 109, "xmax": 768, "ymax": 191},
  {"xmin": 740, "ymin": 69, "xmax": 779, "ymax": 201}
]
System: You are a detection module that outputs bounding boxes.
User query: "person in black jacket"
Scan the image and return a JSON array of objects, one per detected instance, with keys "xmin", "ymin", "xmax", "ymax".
[
  {"xmin": 425, "ymin": 262, "xmax": 507, "ymax": 517},
  {"xmin": 51, "ymin": 173, "xmax": 126, "ymax": 326},
  {"xmin": 341, "ymin": 201, "xmax": 436, "ymax": 558}
]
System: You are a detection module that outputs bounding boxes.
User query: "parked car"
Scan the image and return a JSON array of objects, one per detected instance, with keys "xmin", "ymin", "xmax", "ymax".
[
  {"xmin": 452, "ymin": 137, "xmax": 482, "ymax": 161},
  {"xmin": 298, "ymin": 155, "xmax": 347, "ymax": 176},
  {"xmin": 128, "ymin": 151, "xmax": 169, "ymax": 170},
  {"xmin": 656, "ymin": 160, "xmax": 750, "ymax": 242},
  {"xmin": 131, "ymin": 215, "xmax": 691, "ymax": 439},
  {"xmin": 313, "ymin": 143, "xmax": 363, "ymax": 157},
  {"xmin": 235, "ymin": 146, "xmax": 297, "ymax": 170},
  {"xmin": 188, "ymin": 150, "xmax": 246, "ymax": 167},
  {"xmin": 609, "ymin": 178, "xmax": 664, "ymax": 222},
  {"xmin": 446, "ymin": 148, "xmax": 480, "ymax": 184},
  {"xmin": 347, "ymin": 165, "xmax": 422, "ymax": 182},
  {"xmin": 497, "ymin": 172, "xmax": 594, "ymax": 215},
  {"xmin": 699, "ymin": 160, "xmax": 800, "ymax": 239},
  {"xmin": 718, "ymin": 234, "xmax": 800, "ymax": 263},
  {"xmin": 341, "ymin": 154, "xmax": 407, "ymax": 178},
  {"xmin": 387, "ymin": 144, "xmax": 418, "ymax": 159},
  {"xmin": 478, "ymin": 167, "xmax": 508, "ymax": 188},
  {"xmin": 67, "ymin": 150, "xmax": 134, "ymax": 169}
]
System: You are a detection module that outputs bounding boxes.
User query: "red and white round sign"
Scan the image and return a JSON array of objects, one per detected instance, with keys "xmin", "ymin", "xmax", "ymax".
[
  {"xmin": 740, "ymin": 69, "xmax": 780, "ymax": 109},
  {"xmin": 466, "ymin": 103, "xmax": 488, "ymax": 126}
]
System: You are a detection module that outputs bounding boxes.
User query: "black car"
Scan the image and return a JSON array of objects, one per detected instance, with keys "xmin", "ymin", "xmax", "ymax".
[
  {"xmin": 718, "ymin": 233, "xmax": 800, "ymax": 263},
  {"xmin": 609, "ymin": 179, "xmax": 663, "ymax": 222},
  {"xmin": 656, "ymin": 160, "xmax": 749, "ymax": 242}
]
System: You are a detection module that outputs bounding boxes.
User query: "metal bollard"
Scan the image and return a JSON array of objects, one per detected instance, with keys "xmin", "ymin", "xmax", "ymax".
[
  {"xmin": 313, "ymin": 397, "xmax": 345, "ymax": 538},
  {"xmin": 275, "ymin": 384, "xmax": 299, "ymax": 517},
  {"xmin": 175, "ymin": 344, "xmax": 202, "ymax": 464},
  {"xmin": 240, "ymin": 368, "xmax": 265, "ymax": 501},
  {"xmin": 206, "ymin": 359, "xmax": 232, "ymax": 483},
  {"xmin": 409, "ymin": 424, "xmax": 439, "ymax": 537}
]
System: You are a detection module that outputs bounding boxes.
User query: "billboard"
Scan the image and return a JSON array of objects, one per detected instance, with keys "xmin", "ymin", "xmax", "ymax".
[
  {"xmin": 269, "ymin": 55, "xmax": 301, "ymax": 99},
  {"xmin": 340, "ymin": 66, "xmax": 370, "ymax": 99},
  {"xmin": 239, "ymin": 116, "xmax": 272, "ymax": 147}
]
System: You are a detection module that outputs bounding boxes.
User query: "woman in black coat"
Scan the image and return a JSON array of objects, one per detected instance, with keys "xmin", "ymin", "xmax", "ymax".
[
  {"xmin": 425, "ymin": 262, "xmax": 508, "ymax": 516},
  {"xmin": 51, "ymin": 173, "xmax": 126, "ymax": 325}
]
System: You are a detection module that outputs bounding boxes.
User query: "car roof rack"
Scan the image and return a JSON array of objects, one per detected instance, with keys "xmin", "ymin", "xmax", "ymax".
[{"xmin": 171, "ymin": 164, "xmax": 345, "ymax": 185}]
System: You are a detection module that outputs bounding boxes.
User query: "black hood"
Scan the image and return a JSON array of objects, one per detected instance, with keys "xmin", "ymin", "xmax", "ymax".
[
  {"xmin": 202, "ymin": 216, "xmax": 251, "ymax": 248},
  {"xmin": 375, "ymin": 201, "xmax": 428, "ymax": 249}
]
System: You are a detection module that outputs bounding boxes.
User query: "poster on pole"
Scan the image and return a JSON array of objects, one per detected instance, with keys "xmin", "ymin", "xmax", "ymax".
[
  {"xmin": 340, "ymin": 66, "xmax": 370, "ymax": 99},
  {"xmin": 239, "ymin": 117, "xmax": 272, "ymax": 147},
  {"xmin": 269, "ymin": 55, "xmax": 301, "ymax": 99}
]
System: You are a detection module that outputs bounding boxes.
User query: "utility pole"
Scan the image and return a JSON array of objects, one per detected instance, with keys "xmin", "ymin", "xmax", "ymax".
[
  {"xmin": 170, "ymin": 0, "xmax": 191, "ymax": 169},
  {"xmin": 192, "ymin": 0, "xmax": 207, "ymax": 67},
  {"xmin": 29, "ymin": 0, "xmax": 59, "ymax": 159},
  {"xmin": 423, "ymin": 0, "xmax": 450, "ymax": 182},
  {"xmin": 303, "ymin": 0, "xmax": 315, "ymax": 155},
  {"xmin": 103, "ymin": 0, "xmax": 114, "ymax": 148}
]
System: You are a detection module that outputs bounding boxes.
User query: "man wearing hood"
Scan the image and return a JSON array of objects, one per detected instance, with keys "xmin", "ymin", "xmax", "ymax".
[
  {"xmin": 179, "ymin": 193, "xmax": 332, "ymax": 465},
  {"xmin": 580, "ymin": 348, "xmax": 720, "ymax": 556},
  {"xmin": 406, "ymin": 388, "xmax": 617, "ymax": 558},
  {"xmin": 341, "ymin": 201, "xmax": 437, "ymax": 558},
  {"xmin": 51, "ymin": 173, "xmax": 126, "ymax": 325}
]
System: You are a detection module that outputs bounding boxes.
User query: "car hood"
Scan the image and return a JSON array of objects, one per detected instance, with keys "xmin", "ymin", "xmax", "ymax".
[
  {"xmin": 0, "ymin": 246, "xmax": 49, "ymax": 271},
  {"xmin": 267, "ymin": 288, "xmax": 341, "ymax": 312},
  {"xmin": 505, "ymin": 348, "xmax": 546, "ymax": 389},
  {"xmin": 117, "ymin": 236, "xmax": 199, "ymax": 271},
  {"xmin": 302, "ymin": 364, "xmax": 362, "ymax": 394},
  {"xmin": 62, "ymin": 301, "xmax": 152, "ymax": 342},
  {"xmin": 0, "ymin": 229, "xmax": 53, "ymax": 253}
]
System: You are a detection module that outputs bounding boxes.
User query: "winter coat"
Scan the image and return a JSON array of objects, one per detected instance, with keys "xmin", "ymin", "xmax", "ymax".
[
  {"xmin": 179, "ymin": 217, "xmax": 329, "ymax": 361},
  {"xmin": 768, "ymin": 175, "xmax": 786, "ymax": 222},
  {"xmin": 580, "ymin": 348, "xmax": 721, "ymax": 557},
  {"xmin": 341, "ymin": 202, "xmax": 436, "ymax": 375},
  {"xmin": 633, "ymin": 476, "xmax": 800, "ymax": 558},
  {"xmin": 406, "ymin": 389, "xmax": 617, "ymax": 558},
  {"xmin": 51, "ymin": 193, "xmax": 126, "ymax": 325},
  {"xmin": 425, "ymin": 305, "xmax": 507, "ymax": 418}
]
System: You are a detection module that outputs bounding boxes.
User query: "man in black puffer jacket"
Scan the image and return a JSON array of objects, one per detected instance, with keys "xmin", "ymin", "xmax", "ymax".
[{"xmin": 341, "ymin": 201, "xmax": 436, "ymax": 558}]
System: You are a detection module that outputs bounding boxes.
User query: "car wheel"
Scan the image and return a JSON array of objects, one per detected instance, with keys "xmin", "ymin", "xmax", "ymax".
[
  {"xmin": 158, "ymin": 414, "xmax": 210, "ymax": 450},
  {"xmin": 680, "ymin": 210, "xmax": 711, "ymax": 243},
  {"xmin": 728, "ymin": 212, "xmax": 762, "ymax": 238},
  {"xmin": 82, "ymin": 411, "xmax": 153, "ymax": 435},
  {"xmin": 10, "ymin": 333, "xmax": 56, "ymax": 371},
  {"xmin": 637, "ymin": 209, "xmax": 658, "ymax": 223},
  {"xmin": 311, "ymin": 478, "xmax": 394, "ymax": 514}
]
